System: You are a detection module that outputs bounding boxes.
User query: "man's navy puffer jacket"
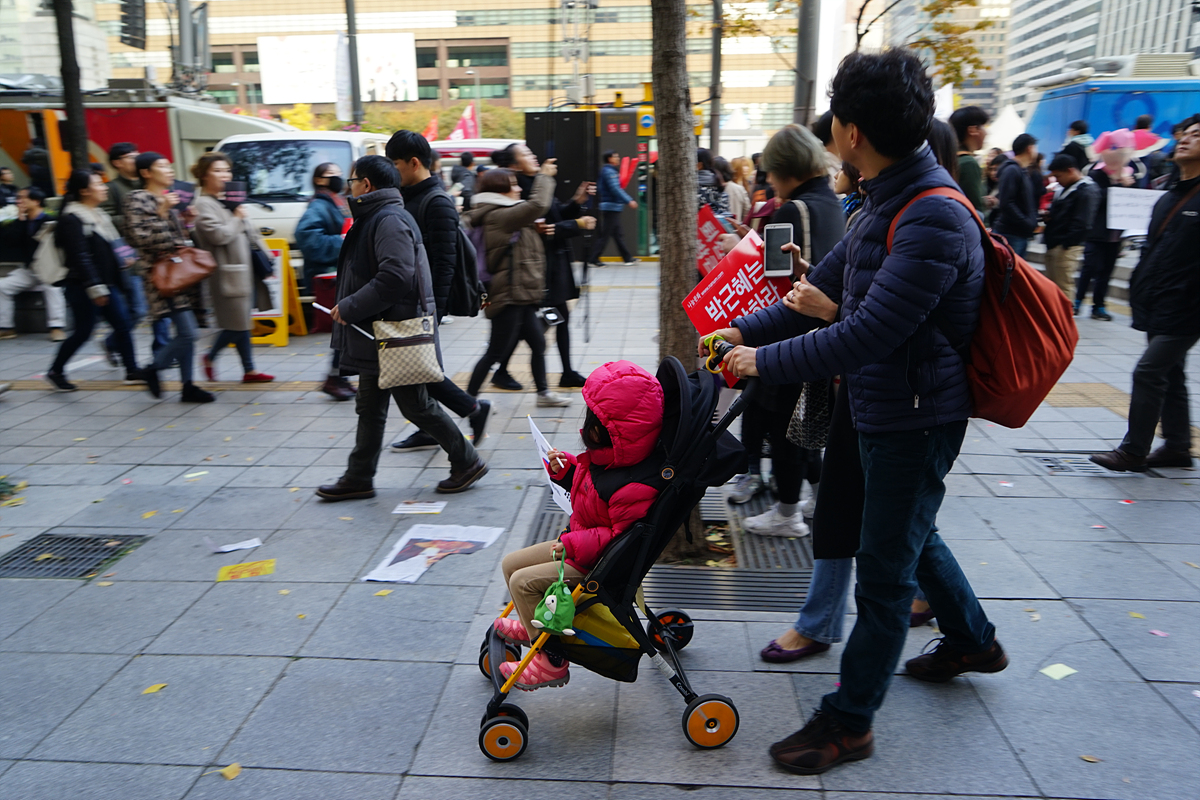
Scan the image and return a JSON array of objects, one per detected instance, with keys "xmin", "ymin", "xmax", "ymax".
[{"xmin": 734, "ymin": 146, "xmax": 985, "ymax": 434}]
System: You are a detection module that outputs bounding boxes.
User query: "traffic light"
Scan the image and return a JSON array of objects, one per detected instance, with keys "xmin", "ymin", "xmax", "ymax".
[{"xmin": 120, "ymin": 0, "xmax": 146, "ymax": 50}]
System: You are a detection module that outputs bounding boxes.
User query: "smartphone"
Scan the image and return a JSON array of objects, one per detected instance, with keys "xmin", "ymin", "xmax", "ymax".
[
  {"xmin": 717, "ymin": 214, "xmax": 736, "ymax": 233},
  {"xmin": 763, "ymin": 223, "xmax": 794, "ymax": 277}
]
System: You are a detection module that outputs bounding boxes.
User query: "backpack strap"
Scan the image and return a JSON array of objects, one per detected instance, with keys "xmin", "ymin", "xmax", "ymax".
[
  {"xmin": 1153, "ymin": 180, "xmax": 1200, "ymax": 240},
  {"xmin": 790, "ymin": 199, "xmax": 812, "ymax": 262}
]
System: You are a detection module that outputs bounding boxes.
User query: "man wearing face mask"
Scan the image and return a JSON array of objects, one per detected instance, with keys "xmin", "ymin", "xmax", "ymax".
[{"xmin": 296, "ymin": 161, "xmax": 357, "ymax": 400}]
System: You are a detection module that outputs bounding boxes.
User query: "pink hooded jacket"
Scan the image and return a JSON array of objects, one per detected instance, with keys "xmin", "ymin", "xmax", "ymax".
[{"xmin": 548, "ymin": 361, "xmax": 665, "ymax": 573}]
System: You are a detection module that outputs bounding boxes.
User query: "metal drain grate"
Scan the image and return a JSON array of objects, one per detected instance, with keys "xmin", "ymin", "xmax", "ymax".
[
  {"xmin": 724, "ymin": 488, "xmax": 815, "ymax": 570},
  {"xmin": 1020, "ymin": 451, "xmax": 1120, "ymax": 477},
  {"xmin": 642, "ymin": 566, "xmax": 811, "ymax": 612},
  {"xmin": 0, "ymin": 534, "xmax": 150, "ymax": 579}
]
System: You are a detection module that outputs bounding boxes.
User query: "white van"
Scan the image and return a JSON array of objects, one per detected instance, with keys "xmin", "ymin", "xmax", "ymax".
[{"xmin": 214, "ymin": 131, "xmax": 391, "ymax": 248}]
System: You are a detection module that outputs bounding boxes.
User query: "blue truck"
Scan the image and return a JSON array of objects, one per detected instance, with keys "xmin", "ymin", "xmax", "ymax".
[{"xmin": 1024, "ymin": 78, "xmax": 1200, "ymax": 152}]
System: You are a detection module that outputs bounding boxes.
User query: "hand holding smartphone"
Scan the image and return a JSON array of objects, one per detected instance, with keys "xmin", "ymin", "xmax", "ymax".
[{"xmin": 764, "ymin": 222, "xmax": 794, "ymax": 277}]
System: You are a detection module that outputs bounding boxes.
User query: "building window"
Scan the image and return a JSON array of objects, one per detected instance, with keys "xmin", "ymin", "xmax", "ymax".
[
  {"xmin": 208, "ymin": 88, "xmax": 238, "ymax": 104},
  {"xmin": 450, "ymin": 81, "xmax": 509, "ymax": 99},
  {"xmin": 212, "ymin": 52, "xmax": 236, "ymax": 74},
  {"xmin": 418, "ymin": 82, "xmax": 440, "ymax": 99},
  {"xmin": 446, "ymin": 46, "xmax": 507, "ymax": 67},
  {"xmin": 246, "ymin": 84, "xmax": 262, "ymax": 104},
  {"xmin": 416, "ymin": 47, "xmax": 438, "ymax": 68},
  {"xmin": 242, "ymin": 50, "xmax": 260, "ymax": 73}
]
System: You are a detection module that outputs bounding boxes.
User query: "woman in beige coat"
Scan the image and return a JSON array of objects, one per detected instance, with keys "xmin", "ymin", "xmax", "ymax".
[{"xmin": 191, "ymin": 153, "xmax": 274, "ymax": 383}]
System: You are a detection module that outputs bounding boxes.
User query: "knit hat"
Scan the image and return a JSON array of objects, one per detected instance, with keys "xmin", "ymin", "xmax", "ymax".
[{"xmin": 107, "ymin": 142, "xmax": 138, "ymax": 163}]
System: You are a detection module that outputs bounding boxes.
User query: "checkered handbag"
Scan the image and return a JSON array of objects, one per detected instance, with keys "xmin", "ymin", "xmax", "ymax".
[
  {"xmin": 786, "ymin": 381, "xmax": 831, "ymax": 449},
  {"xmin": 374, "ymin": 315, "xmax": 443, "ymax": 389}
]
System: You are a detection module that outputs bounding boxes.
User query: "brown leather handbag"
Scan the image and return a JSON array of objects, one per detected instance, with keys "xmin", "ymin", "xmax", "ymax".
[{"xmin": 151, "ymin": 246, "xmax": 217, "ymax": 297}]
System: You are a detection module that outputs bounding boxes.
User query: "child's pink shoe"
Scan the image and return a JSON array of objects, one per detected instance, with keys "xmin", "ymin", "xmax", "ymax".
[
  {"xmin": 494, "ymin": 616, "xmax": 531, "ymax": 645},
  {"xmin": 499, "ymin": 652, "xmax": 570, "ymax": 690}
]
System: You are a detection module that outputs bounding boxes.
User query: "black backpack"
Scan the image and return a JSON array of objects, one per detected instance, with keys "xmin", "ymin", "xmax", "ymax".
[{"xmin": 413, "ymin": 187, "xmax": 485, "ymax": 317}]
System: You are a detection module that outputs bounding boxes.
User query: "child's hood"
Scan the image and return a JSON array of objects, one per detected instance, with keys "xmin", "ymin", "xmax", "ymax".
[{"xmin": 581, "ymin": 361, "xmax": 664, "ymax": 468}]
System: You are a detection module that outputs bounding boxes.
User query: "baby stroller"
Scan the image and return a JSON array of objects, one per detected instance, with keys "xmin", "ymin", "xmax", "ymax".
[{"xmin": 478, "ymin": 354, "xmax": 754, "ymax": 761}]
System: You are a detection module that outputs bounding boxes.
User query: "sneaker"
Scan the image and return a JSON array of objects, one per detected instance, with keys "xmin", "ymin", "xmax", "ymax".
[
  {"xmin": 123, "ymin": 370, "xmax": 148, "ymax": 385},
  {"xmin": 621, "ymin": 260, "xmax": 639, "ymax": 266},
  {"xmin": 799, "ymin": 496, "xmax": 816, "ymax": 518},
  {"xmin": 727, "ymin": 473, "xmax": 764, "ymax": 504},
  {"xmin": 440, "ymin": 315, "xmax": 454, "ymax": 325},
  {"xmin": 321, "ymin": 376, "xmax": 356, "ymax": 401},
  {"xmin": 1091, "ymin": 307, "xmax": 1112, "ymax": 321},
  {"xmin": 469, "ymin": 399, "xmax": 492, "ymax": 443},
  {"xmin": 44, "ymin": 370, "xmax": 77, "ymax": 392},
  {"xmin": 315, "ymin": 480, "xmax": 376, "ymax": 501},
  {"xmin": 491, "ymin": 372, "xmax": 524, "ymax": 391},
  {"xmin": 437, "ymin": 457, "xmax": 489, "ymax": 493},
  {"xmin": 390, "ymin": 431, "xmax": 439, "ymax": 452},
  {"xmin": 559, "ymin": 370, "xmax": 587, "ymax": 388},
  {"xmin": 742, "ymin": 505, "xmax": 810, "ymax": 538},
  {"xmin": 494, "ymin": 616, "xmax": 531, "ymax": 645},
  {"xmin": 1145, "ymin": 445, "xmax": 1194, "ymax": 469},
  {"xmin": 769, "ymin": 710, "xmax": 874, "ymax": 775},
  {"xmin": 242, "ymin": 372, "xmax": 275, "ymax": 383},
  {"xmin": 0, "ymin": 329, "xmax": 16, "ymax": 340},
  {"xmin": 499, "ymin": 651, "xmax": 570, "ymax": 691},
  {"xmin": 48, "ymin": 328, "xmax": 66, "ymax": 342},
  {"xmin": 180, "ymin": 382, "xmax": 215, "ymax": 403},
  {"xmin": 536, "ymin": 391, "xmax": 573, "ymax": 408},
  {"xmin": 905, "ymin": 637, "xmax": 1008, "ymax": 683}
]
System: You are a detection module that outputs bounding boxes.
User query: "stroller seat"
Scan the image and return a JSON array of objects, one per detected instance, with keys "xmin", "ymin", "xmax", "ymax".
[{"xmin": 478, "ymin": 357, "xmax": 753, "ymax": 762}]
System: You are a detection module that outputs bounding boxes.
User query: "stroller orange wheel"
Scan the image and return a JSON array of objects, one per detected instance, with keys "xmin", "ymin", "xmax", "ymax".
[
  {"xmin": 480, "ymin": 703, "xmax": 529, "ymax": 730},
  {"xmin": 477, "ymin": 642, "xmax": 521, "ymax": 679},
  {"xmin": 682, "ymin": 694, "xmax": 740, "ymax": 749},
  {"xmin": 649, "ymin": 608, "xmax": 695, "ymax": 652},
  {"xmin": 479, "ymin": 716, "xmax": 528, "ymax": 762}
]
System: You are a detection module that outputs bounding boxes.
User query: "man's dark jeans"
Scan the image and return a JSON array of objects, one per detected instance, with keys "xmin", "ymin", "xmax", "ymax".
[
  {"xmin": 1076, "ymin": 240, "xmax": 1121, "ymax": 309},
  {"xmin": 1120, "ymin": 332, "xmax": 1200, "ymax": 457},
  {"xmin": 345, "ymin": 372, "xmax": 478, "ymax": 485},
  {"xmin": 589, "ymin": 209, "xmax": 633, "ymax": 263},
  {"xmin": 821, "ymin": 420, "xmax": 995, "ymax": 733}
]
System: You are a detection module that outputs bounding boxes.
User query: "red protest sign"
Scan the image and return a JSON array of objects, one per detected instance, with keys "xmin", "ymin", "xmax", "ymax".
[
  {"xmin": 697, "ymin": 205, "xmax": 725, "ymax": 276},
  {"xmin": 683, "ymin": 230, "xmax": 791, "ymax": 386}
]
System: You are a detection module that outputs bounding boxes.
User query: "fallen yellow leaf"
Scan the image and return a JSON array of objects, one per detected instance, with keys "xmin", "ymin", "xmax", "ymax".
[
  {"xmin": 136, "ymin": 428, "xmax": 145, "ymax": 432},
  {"xmin": 374, "ymin": 590, "xmax": 392, "ymax": 597},
  {"xmin": 141, "ymin": 510, "xmax": 157, "ymax": 519},
  {"xmin": 33, "ymin": 553, "xmax": 62, "ymax": 562},
  {"xmin": 251, "ymin": 412, "xmax": 264, "ymax": 416},
  {"xmin": 1129, "ymin": 612, "xmax": 1146, "ymax": 619},
  {"xmin": 172, "ymin": 509, "xmax": 184, "ymax": 513},
  {"xmin": 15, "ymin": 481, "xmax": 27, "ymax": 490},
  {"xmin": 289, "ymin": 487, "xmax": 300, "ymax": 492},
  {"xmin": 297, "ymin": 614, "xmax": 306, "ymax": 619},
  {"xmin": 142, "ymin": 683, "xmax": 168, "ymax": 694},
  {"xmin": 1185, "ymin": 561, "xmax": 1200, "ymax": 569},
  {"xmin": 219, "ymin": 763, "xmax": 241, "ymax": 780},
  {"xmin": 0, "ymin": 497, "xmax": 25, "ymax": 507},
  {"xmin": 73, "ymin": 437, "xmax": 87, "ymax": 441},
  {"xmin": 224, "ymin": 437, "xmax": 232, "ymax": 442},
  {"xmin": 278, "ymin": 589, "xmax": 290, "ymax": 595},
  {"xmin": 339, "ymin": 516, "xmax": 353, "ymax": 521},
  {"xmin": 96, "ymin": 581, "xmax": 114, "ymax": 587},
  {"xmin": 165, "ymin": 425, "xmax": 175, "ymax": 428},
  {"xmin": 1080, "ymin": 755, "xmax": 1102, "ymax": 763},
  {"xmin": 0, "ymin": 533, "xmax": 12, "ymax": 539}
]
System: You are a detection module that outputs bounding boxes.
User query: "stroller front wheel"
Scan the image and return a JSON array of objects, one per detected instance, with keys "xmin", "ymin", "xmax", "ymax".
[
  {"xmin": 682, "ymin": 694, "xmax": 740, "ymax": 749},
  {"xmin": 649, "ymin": 608, "xmax": 695, "ymax": 652},
  {"xmin": 479, "ymin": 715, "xmax": 529, "ymax": 761}
]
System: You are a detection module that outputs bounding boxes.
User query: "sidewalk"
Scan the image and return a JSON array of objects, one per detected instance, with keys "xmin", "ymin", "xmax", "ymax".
[{"xmin": 0, "ymin": 264, "xmax": 1197, "ymax": 800}]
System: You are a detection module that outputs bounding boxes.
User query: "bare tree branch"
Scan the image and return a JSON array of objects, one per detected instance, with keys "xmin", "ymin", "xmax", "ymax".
[{"xmin": 856, "ymin": 0, "xmax": 907, "ymax": 49}]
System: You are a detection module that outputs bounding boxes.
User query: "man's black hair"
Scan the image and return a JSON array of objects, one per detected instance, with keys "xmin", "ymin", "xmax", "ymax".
[
  {"xmin": 460, "ymin": 152, "xmax": 473, "ymax": 166},
  {"xmin": 1068, "ymin": 119, "xmax": 1088, "ymax": 135},
  {"xmin": 22, "ymin": 186, "xmax": 46, "ymax": 205},
  {"xmin": 811, "ymin": 110, "xmax": 834, "ymax": 146},
  {"xmin": 1135, "ymin": 114, "xmax": 1153, "ymax": 130},
  {"xmin": 107, "ymin": 142, "xmax": 137, "ymax": 163},
  {"xmin": 352, "ymin": 155, "xmax": 400, "ymax": 190},
  {"xmin": 1048, "ymin": 153, "xmax": 1079, "ymax": 172},
  {"xmin": 829, "ymin": 48, "xmax": 934, "ymax": 159},
  {"xmin": 948, "ymin": 105, "xmax": 989, "ymax": 144},
  {"xmin": 385, "ymin": 130, "xmax": 433, "ymax": 168},
  {"xmin": 1012, "ymin": 133, "xmax": 1037, "ymax": 156},
  {"xmin": 601, "ymin": 149, "xmax": 618, "ymax": 162}
]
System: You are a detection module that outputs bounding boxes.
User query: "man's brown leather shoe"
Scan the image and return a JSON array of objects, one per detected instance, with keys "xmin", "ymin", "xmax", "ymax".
[
  {"xmin": 315, "ymin": 481, "xmax": 376, "ymax": 501},
  {"xmin": 1089, "ymin": 448, "xmax": 1148, "ymax": 473},
  {"xmin": 1145, "ymin": 445, "xmax": 1194, "ymax": 469},
  {"xmin": 436, "ymin": 458, "xmax": 489, "ymax": 494},
  {"xmin": 906, "ymin": 638, "xmax": 1008, "ymax": 683},
  {"xmin": 769, "ymin": 711, "xmax": 874, "ymax": 775}
]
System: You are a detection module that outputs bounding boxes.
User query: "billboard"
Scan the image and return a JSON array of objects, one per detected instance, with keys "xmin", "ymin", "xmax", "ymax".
[{"xmin": 258, "ymin": 33, "xmax": 417, "ymax": 105}]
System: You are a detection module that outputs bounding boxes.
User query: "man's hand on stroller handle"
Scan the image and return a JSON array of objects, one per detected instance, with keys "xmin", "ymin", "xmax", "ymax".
[
  {"xmin": 723, "ymin": 345, "xmax": 759, "ymax": 378},
  {"xmin": 546, "ymin": 448, "xmax": 568, "ymax": 473},
  {"xmin": 697, "ymin": 327, "xmax": 743, "ymax": 357}
]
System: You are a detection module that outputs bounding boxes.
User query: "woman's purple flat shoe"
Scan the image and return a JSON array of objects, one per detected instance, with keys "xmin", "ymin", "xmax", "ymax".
[
  {"xmin": 760, "ymin": 639, "xmax": 831, "ymax": 663},
  {"xmin": 909, "ymin": 610, "xmax": 936, "ymax": 628}
]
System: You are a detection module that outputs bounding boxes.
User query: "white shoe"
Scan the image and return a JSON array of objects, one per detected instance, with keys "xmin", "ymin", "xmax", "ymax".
[
  {"xmin": 742, "ymin": 505, "xmax": 810, "ymax": 538},
  {"xmin": 536, "ymin": 391, "xmax": 573, "ymax": 408},
  {"xmin": 799, "ymin": 497, "xmax": 816, "ymax": 518},
  {"xmin": 727, "ymin": 473, "xmax": 764, "ymax": 504},
  {"xmin": 440, "ymin": 315, "xmax": 454, "ymax": 325}
]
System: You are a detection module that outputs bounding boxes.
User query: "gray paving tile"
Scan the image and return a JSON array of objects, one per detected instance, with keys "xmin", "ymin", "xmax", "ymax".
[
  {"xmin": 0, "ymin": 761, "xmax": 201, "ymax": 800},
  {"xmin": 147, "ymin": 582, "xmax": 343, "ymax": 657},
  {"xmin": 804, "ymin": 674, "xmax": 1038, "ymax": 796},
  {"xmin": 964, "ymin": 497, "xmax": 1127, "ymax": 542},
  {"xmin": 1042, "ymin": 475, "xmax": 1149, "ymax": 500},
  {"xmin": 31, "ymin": 655, "xmax": 288, "ymax": 765},
  {"xmin": 221, "ymin": 658, "xmax": 448, "ymax": 773},
  {"xmin": 103, "ymin": 465, "xmax": 190, "ymax": 485},
  {"xmin": 397, "ymin": 777, "xmax": 616, "ymax": 800},
  {"xmin": 411, "ymin": 663, "xmax": 617, "ymax": 781},
  {"xmin": 1085, "ymin": 499, "xmax": 1200, "ymax": 544},
  {"xmin": 58, "ymin": 485, "xmax": 215, "ymax": 529},
  {"xmin": 299, "ymin": 583, "xmax": 478, "ymax": 662},
  {"xmin": 610, "ymin": 670, "xmax": 817, "ymax": 790},
  {"xmin": 934, "ymin": 539, "xmax": 1059, "ymax": 599},
  {"xmin": 0, "ymin": 653, "xmax": 128, "ymax": 758},
  {"xmin": 608, "ymin": 785, "xmax": 814, "ymax": 800},
  {"xmin": 0, "ymin": 581, "xmax": 209, "ymax": 654},
  {"xmin": 185, "ymin": 768, "xmax": 402, "ymax": 800},
  {"xmin": 224, "ymin": 466, "xmax": 305, "ymax": 488},
  {"xmin": 1010, "ymin": 540, "xmax": 1199, "ymax": 601},
  {"xmin": 0, "ymin": 484, "xmax": 113, "ymax": 527},
  {"xmin": 0, "ymin": 528, "xmax": 48, "ymax": 559},
  {"xmin": 930, "ymin": 496, "xmax": 994, "ymax": 540},
  {"xmin": 15, "ymin": 463, "xmax": 132, "ymax": 486},
  {"xmin": 1140, "ymin": 543, "xmax": 1200, "ymax": 591},
  {"xmin": 975, "ymin": 677, "xmax": 1200, "ymax": 800},
  {"xmin": 110, "ymin": 529, "xmax": 271, "ymax": 582},
  {"xmin": 1152, "ymin": 682, "xmax": 1200, "ymax": 732},
  {"xmin": 280, "ymin": 491, "xmax": 410, "ymax": 531},
  {"xmin": 954, "ymin": 454, "xmax": 1040, "ymax": 476},
  {"xmin": 224, "ymin": 526, "xmax": 394, "ymax": 583},
  {"xmin": 170, "ymin": 487, "xmax": 306, "ymax": 529},
  {"xmin": 1073, "ymin": 599, "xmax": 1200, "ymax": 682},
  {"xmin": 165, "ymin": 466, "xmax": 248, "ymax": 489}
]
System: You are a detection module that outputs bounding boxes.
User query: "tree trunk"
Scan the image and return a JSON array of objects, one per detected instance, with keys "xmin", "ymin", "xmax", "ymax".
[
  {"xmin": 652, "ymin": 0, "xmax": 708, "ymax": 563},
  {"xmin": 53, "ymin": 0, "xmax": 89, "ymax": 171}
]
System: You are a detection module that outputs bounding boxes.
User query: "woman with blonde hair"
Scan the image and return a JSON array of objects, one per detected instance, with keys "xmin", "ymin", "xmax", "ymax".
[{"xmin": 191, "ymin": 152, "xmax": 274, "ymax": 383}]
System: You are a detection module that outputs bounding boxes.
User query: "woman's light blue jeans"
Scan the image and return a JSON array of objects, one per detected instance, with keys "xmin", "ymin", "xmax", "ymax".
[{"xmin": 794, "ymin": 557, "xmax": 854, "ymax": 644}]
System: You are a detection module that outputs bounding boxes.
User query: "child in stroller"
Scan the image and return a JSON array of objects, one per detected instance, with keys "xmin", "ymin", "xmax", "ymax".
[{"xmin": 494, "ymin": 360, "xmax": 666, "ymax": 690}]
